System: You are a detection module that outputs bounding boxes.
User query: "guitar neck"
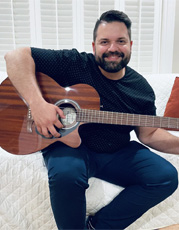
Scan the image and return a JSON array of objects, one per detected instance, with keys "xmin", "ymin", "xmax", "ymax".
[{"xmin": 77, "ymin": 109, "xmax": 179, "ymax": 130}]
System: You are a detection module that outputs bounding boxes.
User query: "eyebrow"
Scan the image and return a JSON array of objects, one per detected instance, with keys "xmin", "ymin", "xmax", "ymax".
[{"xmin": 98, "ymin": 37, "xmax": 128, "ymax": 41}]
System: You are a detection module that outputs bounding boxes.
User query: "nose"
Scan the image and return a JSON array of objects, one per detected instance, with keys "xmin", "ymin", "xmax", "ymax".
[{"xmin": 108, "ymin": 42, "xmax": 118, "ymax": 52}]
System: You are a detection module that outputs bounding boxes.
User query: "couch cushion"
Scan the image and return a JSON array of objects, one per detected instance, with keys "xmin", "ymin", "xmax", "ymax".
[
  {"xmin": 164, "ymin": 77, "xmax": 179, "ymax": 130},
  {"xmin": 144, "ymin": 74, "xmax": 176, "ymax": 116}
]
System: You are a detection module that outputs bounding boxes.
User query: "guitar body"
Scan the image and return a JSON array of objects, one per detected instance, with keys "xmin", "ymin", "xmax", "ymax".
[{"xmin": 0, "ymin": 72, "xmax": 100, "ymax": 155}]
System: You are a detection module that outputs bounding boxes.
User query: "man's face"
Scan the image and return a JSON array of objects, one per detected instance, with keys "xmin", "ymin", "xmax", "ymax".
[{"xmin": 92, "ymin": 21, "xmax": 132, "ymax": 74}]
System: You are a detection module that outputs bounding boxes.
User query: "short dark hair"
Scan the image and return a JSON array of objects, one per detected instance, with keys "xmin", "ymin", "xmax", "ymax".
[{"xmin": 93, "ymin": 10, "xmax": 132, "ymax": 41}]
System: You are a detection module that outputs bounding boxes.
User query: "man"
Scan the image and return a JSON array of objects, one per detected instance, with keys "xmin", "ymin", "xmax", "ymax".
[{"xmin": 5, "ymin": 10, "xmax": 179, "ymax": 230}]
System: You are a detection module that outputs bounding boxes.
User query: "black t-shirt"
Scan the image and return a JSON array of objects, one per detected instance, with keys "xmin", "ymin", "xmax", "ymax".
[{"xmin": 31, "ymin": 48, "xmax": 156, "ymax": 153}]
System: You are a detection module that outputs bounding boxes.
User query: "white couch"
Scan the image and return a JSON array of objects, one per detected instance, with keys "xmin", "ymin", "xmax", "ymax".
[{"xmin": 0, "ymin": 72, "xmax": 179, "ymax": 230}]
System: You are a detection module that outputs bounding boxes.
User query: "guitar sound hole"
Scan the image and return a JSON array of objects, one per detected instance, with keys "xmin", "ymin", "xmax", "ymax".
[
  {"xmin": 55, "ymin": 99, "xmax": 80, "ymax": 130},
  {"xmin": 57, "ymin": 103, "xmax": 77, "ymax": 129},
  {"xmin": 60, "ymin": 104, "xmax": 76, "ymax": 128}
]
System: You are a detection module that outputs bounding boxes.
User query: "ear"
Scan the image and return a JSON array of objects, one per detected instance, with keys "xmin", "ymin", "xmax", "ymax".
[
  {"xmin": 92, "ymin": 42, "xmax": 95, "ymax": 55},
  {"xmin": 130, "ymin": 40, "xmax": 133, "ymax": 48}
]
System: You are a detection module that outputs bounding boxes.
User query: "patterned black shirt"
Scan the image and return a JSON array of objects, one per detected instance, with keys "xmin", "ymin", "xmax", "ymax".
[{"xmin": 31, "ymin": 48, "xmax": 156, "ymax": 153}]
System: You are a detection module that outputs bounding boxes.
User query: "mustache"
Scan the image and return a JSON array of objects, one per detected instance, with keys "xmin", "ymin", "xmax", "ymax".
[{"xmin": 102, "ymin": 51, "xmax": 125, "ymax": 58}]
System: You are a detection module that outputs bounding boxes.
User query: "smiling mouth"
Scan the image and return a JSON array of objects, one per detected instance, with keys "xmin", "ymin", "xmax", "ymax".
[
  {"xmin": 105, "ymin": 55, "xmax": 121, "ymax": 61},
  {"xmin": 103, "ymin": 52, "xmax": 124, "ymax": 61}
]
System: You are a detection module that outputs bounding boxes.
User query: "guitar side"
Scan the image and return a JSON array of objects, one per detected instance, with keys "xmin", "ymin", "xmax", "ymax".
[{"xmin": 0, "ymin": 73, "xmax": 100, "ymax": 155}]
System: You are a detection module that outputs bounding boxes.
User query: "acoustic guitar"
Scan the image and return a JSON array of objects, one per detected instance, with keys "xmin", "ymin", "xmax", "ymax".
[{"xmin": 0, "ymin": 72, "xmax": 178, "ymax": 155}]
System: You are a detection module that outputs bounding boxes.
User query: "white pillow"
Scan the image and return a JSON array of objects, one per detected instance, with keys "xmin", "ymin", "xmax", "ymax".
[
  {"xmin": 0, "ymin": 71, "xmax": 7, "ymax": 83},
  {"xmin": 86, "ymin": 177, "xmax": 124, "ymax": 215}
]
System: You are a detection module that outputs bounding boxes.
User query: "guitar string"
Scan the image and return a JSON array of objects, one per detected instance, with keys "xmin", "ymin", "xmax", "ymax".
[
  {"xmin": 60, "ymin": 108, "xmax": 178, "ymax": 121},
  {"xmin": 59, "ymin": 107, "xmax": 178, "ymax": 120},
  {"xmin": 58, "ymin": 108, "xmax": 178, "ymax": 128}
]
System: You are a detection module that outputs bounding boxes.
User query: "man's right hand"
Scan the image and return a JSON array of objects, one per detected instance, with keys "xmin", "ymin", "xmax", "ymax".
[
  {"xmin": 5, "ymin": 47, "xmax": 66, "ymax": 138},
  {"xmin": 30, "ymin": 100, "xmax": 66, "ymax": 138}
]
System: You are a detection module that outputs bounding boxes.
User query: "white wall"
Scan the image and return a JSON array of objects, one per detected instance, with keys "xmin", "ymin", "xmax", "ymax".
[{"xmin": 172, "ymin": 0, "xmax": 179, "ymax": 73}]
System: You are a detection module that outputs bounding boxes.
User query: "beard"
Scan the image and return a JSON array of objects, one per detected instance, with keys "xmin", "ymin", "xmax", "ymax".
[{"xmin": 95, "ymin": 51, "xmax": 131, "ymax": 73}]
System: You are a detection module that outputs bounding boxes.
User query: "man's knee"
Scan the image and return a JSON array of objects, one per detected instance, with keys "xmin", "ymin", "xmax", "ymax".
[
  {"xmin": 146, "ymin": 163, "xmax": 178, "ymax": 198},
  {"xmin": 162, "ymin": 164, "xmax": 178, "ymax": 195},
  {"xmin": 48, "ymin": 161, "xmax": 89, "ymax": 191}
]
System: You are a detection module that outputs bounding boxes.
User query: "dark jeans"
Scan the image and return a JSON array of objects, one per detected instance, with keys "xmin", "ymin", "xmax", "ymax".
[{"xmin": 42, "ymin": 141, "xmax": 178, "ymax": 230}]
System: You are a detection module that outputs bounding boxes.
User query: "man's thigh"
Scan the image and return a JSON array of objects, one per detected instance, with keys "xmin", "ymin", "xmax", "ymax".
[
  {"xmin": 93, "ymin": 141, "xmax": 176, "ymax": 187},
  {"xmin": 42, "ymin": 142, "xmax": 90, "ymax": 179}
]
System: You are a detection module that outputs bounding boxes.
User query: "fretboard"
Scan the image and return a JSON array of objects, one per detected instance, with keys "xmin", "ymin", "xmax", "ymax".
[{"xmin": 76, "ymin": 109, "xmax": 179, "ymax": 130}]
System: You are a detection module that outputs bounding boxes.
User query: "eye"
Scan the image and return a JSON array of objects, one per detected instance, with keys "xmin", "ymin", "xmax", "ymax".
[
  {"xmin": 118, "ymin": 39, "xmax": 127, "ymax": 45},
  {"xmin": 100, "ymin": 40, "xmax": 108, "ymax": 45}
]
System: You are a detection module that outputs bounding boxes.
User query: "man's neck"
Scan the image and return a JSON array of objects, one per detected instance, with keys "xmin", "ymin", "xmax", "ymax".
[{"xmin": 99, "ymin": 66, "xmax": 126, "ymax": 80}]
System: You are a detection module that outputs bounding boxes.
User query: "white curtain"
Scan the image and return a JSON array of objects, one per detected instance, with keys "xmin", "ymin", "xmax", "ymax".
[{"xmin": 0, "ymin": 0, "xmax": 176, "ymax": 74}]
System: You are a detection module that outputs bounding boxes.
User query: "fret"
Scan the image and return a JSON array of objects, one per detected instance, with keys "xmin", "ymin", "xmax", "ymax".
[
  {"xmin": 109, "ymin": 111, "xmax": 112, "ymax": 124},
  {"xmin": 169, "ymin": 117, "xmax": 178, "ymax": 129},
  {"xmin": 160, "ymin": 117, "xmax": 169, "ymax": 128},
  {"xmin": 106, "ymin": 111, "xmax": 108, "ymax": 123},
  {"xmin": 120, "ymin": 112, "xmax": 123, "ymax": 125},
  {"xmin": 76, "ymin": 109, "xmax": 81, "ymax": 122},
  {"xmin": 142, "ymin": 115, "xmax": 147, "ymax": 126},
  {"xmin": 116, "ymin": 112, "xmax": 118, "ymax": 125},
  {"xmin": 168, "ymin": 117, "xmax": 171, "ymax": 129},
  {"xmin": 92, "ymin": 110, "xmax": 95, "ymax": 123},
  {"xmin": 84, "ymin": 109, "xmax": 86, "ymax": 122},
  {"xmin": 144, "ymin": 115, "xmax": 148, "ymax": 126},
  {"xmin": 152, "ymin": 116, "xmax": 155, "ymax": 127},
  {"xmin": 139, "ymin": 114, "xmax": 141, "ymax": 127},
  {"xmin": 153, "ymin": 116, "xmax": 160, "ymax": 127},
  {"xmin": 97, "ymin": 110, "xmax": 100, "ymax": 123},
  {"xmin": 91, "ymin": 110, "xmax": 94, "ymax": 123},
  {"xmin": 86, "ymin": 109, "xmax": 88, "ymax": 122},
  {"xmin": 146, "ymin": 115, "xmax": 150, "ymax": 126},
  {"xmin": 86, "ymin": 109, "xmax": 89, "ymax": 122},
  {"xmin": 132, "ymin": 113, "xmax": 139, "ymax": 126},
  {"xmin": 81, "ymin": 109, "xmax": 84, "ymax": 122},
  {"xmin": 160, "ymin": 117, "xmax": 162, "ymax": 128},
  {"xmin": 113, "ymin": 112, "xmax": 117, "ymax": 124},
  {"xmin": 82, "ymin": 109, "xmax": 84, "ymax": 122},
  {"xmin": 132, "ymin": 113, "xmax": 135, "ymax": 126},
  {"xmin": 126, "ymin": 113, "xmax": 129, "ymax": 125},
  {"xmin": 112, "ymin": 112, "xmax": 114, "ymax": 124},
  {"xmin": 127, "ymin": 113, "xmax": 135, "ymax": 126},
  {"xmin": 122, "ymin": 113, "xmax": 126, "ymax": 125},
  {"xmin": 146, "ymin": 115, "xmax": 155, "ymax": 127},
  {"xmin": 139, "ymin": 114, "xmax": 145, "ymax": 126},
  {"xmin": 102, "ymin": 111, "xmax": 104, "ymax": 123}
]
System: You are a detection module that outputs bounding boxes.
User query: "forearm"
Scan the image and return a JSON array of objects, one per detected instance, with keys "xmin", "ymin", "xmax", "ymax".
[
  {"xmin": 4, "ymin": 47, "xmax": 65, "ymax": 138},
  {"xmin": 136, "ymin": 127, "xmax": 179, "ymax": 155},
  {"xmin": 4, "ymin": 47, "xmax": 44, "ymax": 106}
]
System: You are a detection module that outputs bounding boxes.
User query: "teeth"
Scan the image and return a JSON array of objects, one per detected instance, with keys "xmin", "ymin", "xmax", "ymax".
[{"xmin": 106, "ymin": 55, "xmax": 119, "ymax": 59}]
